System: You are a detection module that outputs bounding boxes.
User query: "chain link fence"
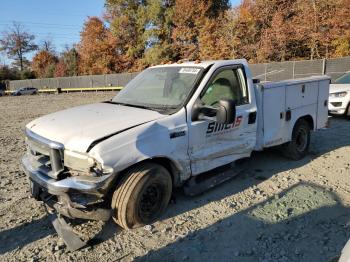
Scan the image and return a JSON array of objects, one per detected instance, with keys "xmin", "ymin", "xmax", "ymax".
[{"xmin": 8, "ymin": 56, "xmax": 350, "ymax": 90}]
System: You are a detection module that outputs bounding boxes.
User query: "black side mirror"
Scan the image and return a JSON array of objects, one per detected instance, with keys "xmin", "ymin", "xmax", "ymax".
[
  {"xmin": 253, "ymin": 78, "xmax": 260, "ymax": 84},
  {"xmin": 216, "ymin": 99, "xmax": 236, "ymax": 124},
  {"xmin": 194, "ymin": 99, "xmax": 236, "ymax": 124}
]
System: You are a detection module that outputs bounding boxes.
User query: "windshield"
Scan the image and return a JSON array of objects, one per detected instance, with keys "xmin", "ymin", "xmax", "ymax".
[
  {"xmin": 334, "ymin": 72, "xmax": 350, "ymax": 84},
  {"xmin": 112, "ymin": 67, "xmax": 203, "ymax": 111}
]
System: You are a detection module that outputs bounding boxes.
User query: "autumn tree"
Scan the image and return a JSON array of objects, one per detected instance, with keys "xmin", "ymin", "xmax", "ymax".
[
  {"xmin": 0, "ymin": 22, "xmax": 38, "ymax": 71},
  {"xmin": 171, "ymin": 0, "xmax": 231, "ymax": 61},
  {"xmin": 290, "ymin": 0, "xmax": 350, "ymax": 60},
  {"xmin": 54, "ymin": 47, "xmax": 79, "ymax": 77},
  {"xmin": 105, "ymin": 0, "xmax": 145, "ymax": 70},
  {"xmin": 198, "ymin": 12, "xmax": 234, "ymax": 60},
  {"xmin": 41, "ymin": 39, "xmax": 55, "ymax": 53},
  {"xmin": 140, "ymin": 0, "xmax": 177, "ymax": 67},
  {"xmin": 32, "ymin": 50, "xmax": 58, "ymax": 78},
  {"xmin": 78, "ymin": 17, "xmax": 118, "ymax": 75}
]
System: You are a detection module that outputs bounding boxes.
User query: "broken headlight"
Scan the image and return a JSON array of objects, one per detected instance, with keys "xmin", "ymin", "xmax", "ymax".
[
  {"xmin": 64, "ymin": 150, "xmax": 96, "ymax": 172},
  {"xmin": 64, "ymin": 150, "xmax": 113, "ymax": 176}
]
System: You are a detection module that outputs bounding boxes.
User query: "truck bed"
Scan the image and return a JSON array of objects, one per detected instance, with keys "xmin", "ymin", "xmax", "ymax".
[{"xmin": 254, "ymin": 76, "xmax": 330, "ymax": 150}]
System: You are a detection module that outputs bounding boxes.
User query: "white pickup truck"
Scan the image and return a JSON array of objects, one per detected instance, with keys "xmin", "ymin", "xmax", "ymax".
[{"xmin": 21, "ymin": 60, "xmax": 330, "ymax": 249}]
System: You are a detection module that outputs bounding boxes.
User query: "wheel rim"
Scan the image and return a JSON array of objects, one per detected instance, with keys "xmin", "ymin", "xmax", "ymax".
[
  {"xmin": 296, "ymin": 127, "xmax": 308, "ymax": 152},
  {"xmin": 138, "ymin": 183, "xmax": 163, "ymax": 220}
]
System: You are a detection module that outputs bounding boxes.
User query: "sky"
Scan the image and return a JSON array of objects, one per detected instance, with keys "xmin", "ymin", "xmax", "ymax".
[{"xmin": 0, "ymin": 0, "xmax": 240, "ymax": 66}]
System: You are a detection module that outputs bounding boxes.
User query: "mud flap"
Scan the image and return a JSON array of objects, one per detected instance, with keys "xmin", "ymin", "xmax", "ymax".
[{"xmin": 50, "ymin": 214, "xmax": 87, "ymax": 251}]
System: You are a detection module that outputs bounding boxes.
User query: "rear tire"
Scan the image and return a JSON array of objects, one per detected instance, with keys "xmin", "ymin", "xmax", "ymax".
[
  {"xmin": 282, "ymin": 119, "xmax": 311, "ymax": 160},
  {"xmin": 111, "ymin": 163, "xmax": 172, "ymax": 229}
]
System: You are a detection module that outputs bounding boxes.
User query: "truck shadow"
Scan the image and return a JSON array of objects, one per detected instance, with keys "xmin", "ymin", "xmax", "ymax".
[
  {"xmin": 162, "ymin": 117, "xmax": 350, "ymax": 222},
  {"xmin": 132, "ymin": 117, "xmax": 350, "ymax": 261},
  {"xmin": 138, "ymin": 182, "xmax": 350, "ymax": 262},
  {"xmin": 0, "ymin": 214, "xmax": 55, "ymax": 254},
  {"xmin": 0, "ymin": 211, "xmax": 122, "ymax": 254}
]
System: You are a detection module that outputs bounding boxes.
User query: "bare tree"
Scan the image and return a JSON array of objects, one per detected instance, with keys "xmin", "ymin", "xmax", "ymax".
[
  {"xmin": 41, "ymin": 38, "xmax": 55, "ymax": 53},
  {"xmin": 0, "ymin": 22, "xmax": 38, "ymax": 71}
]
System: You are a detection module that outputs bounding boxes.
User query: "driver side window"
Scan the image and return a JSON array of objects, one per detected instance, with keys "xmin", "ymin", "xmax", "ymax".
[{"xmin": 201, "ymin": 68, "xmax": 248, "ymax": 106}]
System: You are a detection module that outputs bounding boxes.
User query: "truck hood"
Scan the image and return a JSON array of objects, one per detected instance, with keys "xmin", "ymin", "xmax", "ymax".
[
  {"xmin": 330, "ymin": 84, "xmax": 350, "ymax": 93},
  {"xmin": 26, "ymin": 102, "xmax": 165, "ymax": 152}
]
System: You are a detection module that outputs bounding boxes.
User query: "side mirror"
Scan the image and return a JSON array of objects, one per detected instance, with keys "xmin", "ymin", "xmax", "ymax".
[
  {"xmin": 195, "ymin": 99, "xmax": 236, "ymax": 124},
  {"xmin": 253, "ymin": 78, "xmax": 260, "ymax": 84},
  {"xmin": 216, "ymin": 99, "xmax": 236, "ymax": 124}
]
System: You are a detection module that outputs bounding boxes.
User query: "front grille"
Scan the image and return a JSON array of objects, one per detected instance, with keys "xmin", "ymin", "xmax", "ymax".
[{"xmin": 26, "ymin": 129, "xmax": 65, "ymax": 179}]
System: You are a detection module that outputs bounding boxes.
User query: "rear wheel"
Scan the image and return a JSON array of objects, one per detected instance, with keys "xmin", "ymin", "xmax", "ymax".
[
  {"xmin": 282, "ymin": 119, "xmax": 311, "ymax": 160},
  {"xmin": 111, "ymin": 163, "xmax": 172, "ymax": 229}
]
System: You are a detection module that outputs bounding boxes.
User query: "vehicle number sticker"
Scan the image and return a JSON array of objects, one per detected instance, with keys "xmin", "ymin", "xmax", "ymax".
[{"xmin": 179, "ymin": 68, "xmax": 201, "ymax": 74}]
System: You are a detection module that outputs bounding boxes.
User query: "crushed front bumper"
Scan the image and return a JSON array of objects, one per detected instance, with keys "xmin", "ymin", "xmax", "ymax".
[
  {"xmin": 22, "ymin": 154, "xmax": 114, "ymax": 221},
  {"xmin": 22, "ymin": 153, "xmax": 115, "ymax": 197},
  {"xmin": 23, "ymin": 154, "xmax": 115, "ymax": 251}
]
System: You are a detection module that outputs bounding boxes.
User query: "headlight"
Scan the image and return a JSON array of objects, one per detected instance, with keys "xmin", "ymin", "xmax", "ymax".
[
  {"xmin": 64, "ymin": 150, "xmax": 96, "ymax": 171},
  {"xmin": 330, "ymin": 91, "xmax": 347, "ymax": 98}
]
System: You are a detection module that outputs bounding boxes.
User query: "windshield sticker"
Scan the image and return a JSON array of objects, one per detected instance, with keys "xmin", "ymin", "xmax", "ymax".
[{"xmin": 179, "ymin": 68, "xmax": 201, "ymax": 74}]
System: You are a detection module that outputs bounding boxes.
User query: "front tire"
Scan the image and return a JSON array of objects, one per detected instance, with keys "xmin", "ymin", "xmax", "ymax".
[
  {"xmin": 346, "ymin": 103, "xmax": 350, "ymax": 119},
  {"xmin": 282, "ymin": 119, "xmax": 311, "ymax": 160},
  {"xmin": 111, "ymin": 163, "xmax": 172, "ymax": 229}
]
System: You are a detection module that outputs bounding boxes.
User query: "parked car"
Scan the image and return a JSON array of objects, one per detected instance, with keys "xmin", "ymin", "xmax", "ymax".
[
  {"xmin": 12, "ymin": 87, "xmax": 38, "ymax": 96},
  {"xmin": 21, "ymin": 59, "xmax": 330, "ymax": 250},
  {"xmin": 329, "ymin": 72, "xmax": 350, "ymax": 117}
]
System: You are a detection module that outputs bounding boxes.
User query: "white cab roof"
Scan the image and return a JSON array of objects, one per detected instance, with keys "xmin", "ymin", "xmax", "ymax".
[{"xmin": 151, "ymin": 59, "xmax": 248, "ymax": 69}]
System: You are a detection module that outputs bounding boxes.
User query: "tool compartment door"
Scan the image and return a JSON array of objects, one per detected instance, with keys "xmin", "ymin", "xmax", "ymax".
[
  {"xmin": 317, "ymin": 79, "xmax": 330, "ymax": 129},
  {"xmin": 286, "ymin": 82, "xmax": 318, "ymax": 110},
  {"xmin": 262, "ymin": 85, "xmax": 288, "ymax": 147}
]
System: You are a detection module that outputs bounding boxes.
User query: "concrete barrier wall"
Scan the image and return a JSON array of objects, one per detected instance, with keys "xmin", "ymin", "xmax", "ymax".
[{"xmin": 8, "ymin": 56, "xmax": 350, "ymax": 89}]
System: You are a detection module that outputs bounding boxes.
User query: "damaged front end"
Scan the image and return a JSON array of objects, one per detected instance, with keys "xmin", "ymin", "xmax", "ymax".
[{"xmin": 21, "ymin": 129, "xmax": 115, "ymax": 250}]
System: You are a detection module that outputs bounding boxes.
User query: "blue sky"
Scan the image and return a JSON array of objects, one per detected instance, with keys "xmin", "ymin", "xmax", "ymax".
[{"xmin": 0, "ymin": 0, "xmax": 240, "ymax": 65}]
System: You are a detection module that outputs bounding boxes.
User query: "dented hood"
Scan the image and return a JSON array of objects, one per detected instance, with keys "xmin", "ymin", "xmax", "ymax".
[{"xmin": 26, "ymin": 102, "xmax": 165, "ymax": 152}]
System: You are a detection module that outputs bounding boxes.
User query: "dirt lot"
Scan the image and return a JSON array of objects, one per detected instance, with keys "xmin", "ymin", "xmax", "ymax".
[{"xmin": 0, "ymin": 93, "xmax": 349, "ymax": 262}]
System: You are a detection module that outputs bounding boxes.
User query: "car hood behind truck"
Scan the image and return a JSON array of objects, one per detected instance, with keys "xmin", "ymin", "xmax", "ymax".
[
  {"xmin": 330, "ymin": 84, "xmax": 350, "ymax": 93},
  {"xmin": 26, "ymin": 102, "xmax": 165, "ymax": 152}
]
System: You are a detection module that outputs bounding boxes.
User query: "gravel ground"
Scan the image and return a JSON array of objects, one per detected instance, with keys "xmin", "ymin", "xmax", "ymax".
[{"xmin": 0, "ymin": 93, "xmax": 349, "ymax": 262}]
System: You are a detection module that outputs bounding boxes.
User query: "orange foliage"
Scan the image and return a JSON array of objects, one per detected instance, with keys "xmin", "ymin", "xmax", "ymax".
[
  {"xmin": 77, "ymin": 17, "xmax": 119, "ymax": 75},
  {"xmin": 31, "ymin": 50, "xmax": 58, "ymax": 78},
  {"xmin": 54, "ymin": 60, "xmax": 67, "ymax": 77}
]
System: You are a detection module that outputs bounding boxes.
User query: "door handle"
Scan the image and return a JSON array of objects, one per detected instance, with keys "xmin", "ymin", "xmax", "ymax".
[
  {"xmin": 248, "ymin": 111, "xmax": 257, "ymax": 124},
  {"xmin": 286, "ymin": 110, "xmax": 292, "ymax": 121}
]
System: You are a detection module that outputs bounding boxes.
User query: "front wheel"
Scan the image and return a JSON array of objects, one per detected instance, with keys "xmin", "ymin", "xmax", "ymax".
[
  {"xmin": 282, "ymin": 119, "xmax": 311, "ymax": 160},
  {"xmin": 111, "ymin": 163, "xmax": 172, "ymax": 229},
  {"xmin": 346, "ymin": 103, "xmax": 350, "ymax": 119}
]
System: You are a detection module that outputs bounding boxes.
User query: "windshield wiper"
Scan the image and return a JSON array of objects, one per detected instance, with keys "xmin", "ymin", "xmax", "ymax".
[{"xmin": 104, "ymin": 101, "xmax": 157, "ymax": 111}]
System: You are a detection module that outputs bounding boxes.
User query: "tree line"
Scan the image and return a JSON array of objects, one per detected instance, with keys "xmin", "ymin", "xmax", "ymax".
[{"xmin": 1, "ymin": 0, "xmax": 350, "ymax": 82}]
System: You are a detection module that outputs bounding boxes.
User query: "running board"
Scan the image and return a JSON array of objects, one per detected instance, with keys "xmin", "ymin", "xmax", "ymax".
[{"xmin": 183, "ymin": 163, "xmax": 243, "ymax": 196}]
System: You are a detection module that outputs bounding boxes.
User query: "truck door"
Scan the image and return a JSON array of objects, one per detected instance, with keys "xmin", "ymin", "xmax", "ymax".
[{"xmin": 188, "ymin": 66, "xmax": 257, "ymax": 175}]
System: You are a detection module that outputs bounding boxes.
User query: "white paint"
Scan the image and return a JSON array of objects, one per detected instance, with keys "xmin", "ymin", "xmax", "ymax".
[
  {"xmin": 25, "ymin": 60, "xmax": 330, "ymax": 186},
  {"xmin": 328, "ymin": 83, "xmax": 350, "ymax": 115}
]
